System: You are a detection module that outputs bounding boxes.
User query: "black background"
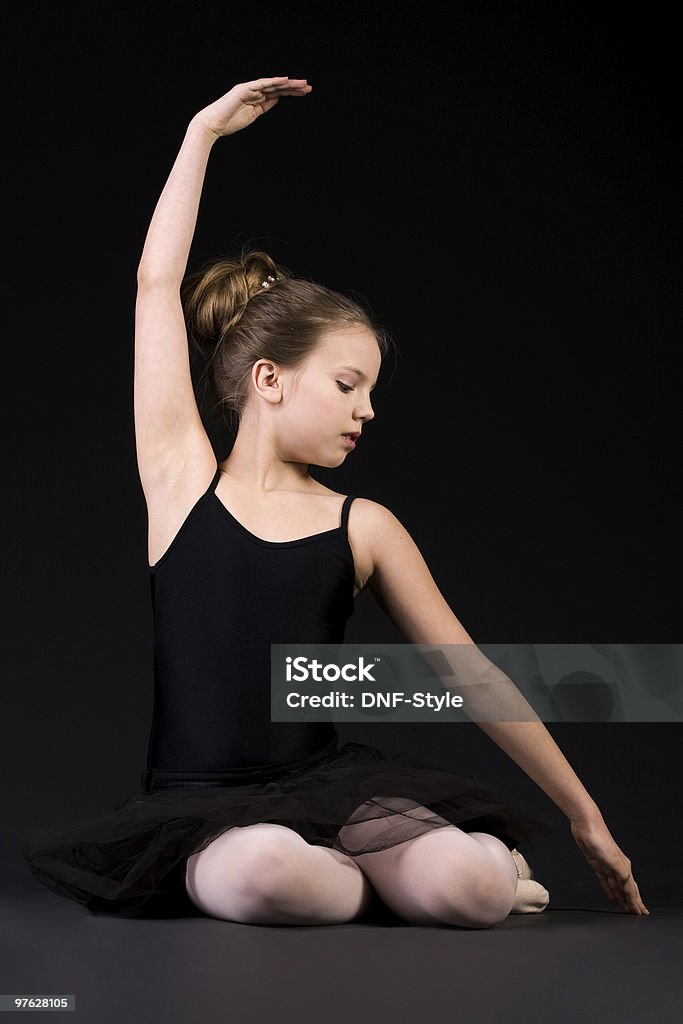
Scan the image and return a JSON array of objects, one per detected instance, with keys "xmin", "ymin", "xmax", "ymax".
[{"xmin": 3, "ymin": 0, "xmax": 680, "ymax": 904}]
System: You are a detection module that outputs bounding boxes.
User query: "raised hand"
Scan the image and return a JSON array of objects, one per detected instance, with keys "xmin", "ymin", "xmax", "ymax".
[
  {"xmin": 570, "ymin": 815, "xmax": 650, "ymax": 915},
  {"xmin": 193, "ymin": 76, "xmax": 312, "ymax": 140}
]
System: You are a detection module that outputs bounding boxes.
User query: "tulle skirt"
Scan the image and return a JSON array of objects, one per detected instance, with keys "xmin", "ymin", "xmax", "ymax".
[{"xmin": 22, "ymin": 739, "xmax": 555, "ymax": 918}]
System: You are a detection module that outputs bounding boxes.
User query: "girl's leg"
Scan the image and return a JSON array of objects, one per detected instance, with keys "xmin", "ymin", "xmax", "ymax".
[
  {"xmin": 185, "ymin": 822, "xmax": 377, "ymax": 925},
  {"xmin": 338, "ymin": 799, "xmax": 518, "ymax": 928}
]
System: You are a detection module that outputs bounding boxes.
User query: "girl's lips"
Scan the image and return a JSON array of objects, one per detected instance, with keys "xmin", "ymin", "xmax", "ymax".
[{"xmin": 341, "ymin": 434, "xmax": 357, "ymax": 449}]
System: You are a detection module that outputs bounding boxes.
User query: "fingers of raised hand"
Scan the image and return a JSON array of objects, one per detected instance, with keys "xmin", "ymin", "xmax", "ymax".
[{"xmin": 244, "ymin": 76, "xmax": 312, "ymax": 97}]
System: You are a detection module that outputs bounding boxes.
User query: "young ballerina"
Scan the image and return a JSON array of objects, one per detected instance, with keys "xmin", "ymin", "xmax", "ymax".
[{"xmin": 23, "ymin": 76, "xmax": 649, "ymax": 926}]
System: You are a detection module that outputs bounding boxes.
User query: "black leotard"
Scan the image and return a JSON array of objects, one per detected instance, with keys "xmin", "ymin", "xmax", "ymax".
[{"xmin": 144, "ymin": 463, "xmax": 353, "ymax": 773}]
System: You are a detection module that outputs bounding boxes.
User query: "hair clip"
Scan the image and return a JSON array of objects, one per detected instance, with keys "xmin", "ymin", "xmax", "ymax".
[{"xmin": 261, "ymin": 275, "xmax": 276, "ymax": 288}]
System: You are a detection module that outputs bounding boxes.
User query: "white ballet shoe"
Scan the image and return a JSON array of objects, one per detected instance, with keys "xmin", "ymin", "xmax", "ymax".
[
  {"xmin": 509, "ymin": 849, "xmax": 550, "ymax": 913},
  {"xmin": 511, "ymin": 877, "xmax": 550, "ymax": 913}
]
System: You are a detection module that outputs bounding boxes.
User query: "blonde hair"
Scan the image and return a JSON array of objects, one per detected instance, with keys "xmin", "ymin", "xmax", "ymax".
[{"xmin": 180, "ymin": 244, "xmax": 393, "ymax": 430}]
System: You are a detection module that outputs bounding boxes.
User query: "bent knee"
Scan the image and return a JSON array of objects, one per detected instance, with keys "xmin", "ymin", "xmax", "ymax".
[
  {"xmin": 432, "ymin": 862, "xmax": 516, "ymax": 929},
  {"xmin": 187, "ymin": 823, "xmax": 310, "ymax": 906}
]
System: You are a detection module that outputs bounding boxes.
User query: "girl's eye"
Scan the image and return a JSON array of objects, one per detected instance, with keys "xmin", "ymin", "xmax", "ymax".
[{"xmin": 336, "ymin": 381, "xmax": 354, "ymax": 393}]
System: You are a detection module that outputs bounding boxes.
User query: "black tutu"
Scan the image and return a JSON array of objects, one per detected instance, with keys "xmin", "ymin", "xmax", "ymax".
[{"xmin": 22, "ymin": 740, "xmax": 555, "ymax": 918}]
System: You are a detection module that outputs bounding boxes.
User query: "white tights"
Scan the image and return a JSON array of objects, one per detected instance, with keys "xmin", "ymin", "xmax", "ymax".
[{"xmin": 184, "ymin": 803, "xmax": 519, "ymax": 928}]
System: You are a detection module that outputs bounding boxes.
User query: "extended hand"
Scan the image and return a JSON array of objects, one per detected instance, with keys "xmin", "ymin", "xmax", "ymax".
[
  {"xmin": 193, "ymin": 77, "xmax": 312, "ymax": 140},
  {"xmin": 570, "ymin": 815, "xmax": 650, "ymax": 915}
]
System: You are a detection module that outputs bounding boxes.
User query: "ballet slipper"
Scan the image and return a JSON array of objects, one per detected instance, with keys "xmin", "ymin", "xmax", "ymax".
[
  {"xmin": 510, "ymin": 848, "xmax": 535, "ymax": 880},
  {"xmin": 509, "ymin": 848, "xmax": 550, "ymax": 913},
  {"xmin": 510, "ymin": 877, "xmax": 550, "ymax": 913}
]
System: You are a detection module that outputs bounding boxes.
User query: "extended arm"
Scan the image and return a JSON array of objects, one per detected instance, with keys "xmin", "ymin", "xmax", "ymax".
[
  {"xmin": 416, "ymin": 643, "xmax": 601, "ymax": 822},
  {"xmin": 136, "ymin": 117, "xmax": 217, "ymax": 287},
  {"xmin": 137, "ymin": 76, "xmax": 311, "ymax": 285},
  {"xmin": 355, "ymin": 498, "xmax": 650, "ymax": 915},
  {"xmin": 134, "ymin": 78, "xmax": 312, "ymax": 495}
]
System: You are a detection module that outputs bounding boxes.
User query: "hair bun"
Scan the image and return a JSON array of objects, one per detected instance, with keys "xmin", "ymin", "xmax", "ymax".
[
  {"xmin": 240, "ymin": 248, "xmax": 281, "ymax": 300},
  {"xmin": 180, "ymin": 246, "xmax": 289, "ymax": 351}
]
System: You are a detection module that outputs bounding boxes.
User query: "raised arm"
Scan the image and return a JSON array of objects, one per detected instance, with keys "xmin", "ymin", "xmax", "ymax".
[
  {"xmin": 134, "ymin": 77, "xmax": 312, "ymax": 494},
  {"xmin": 354, "ymin": 498, "xmax": 650, "ymax": 916}
]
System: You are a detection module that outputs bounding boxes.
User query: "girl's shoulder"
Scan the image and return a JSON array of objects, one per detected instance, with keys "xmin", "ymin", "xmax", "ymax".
[
  {"xmin": 306, "ymin": 485, "xmax": 407, "ymax": 551},
  {"xmin": 344, "ymin": 497, "xmax": 415, "ymax": 561},
  {"xmin": 348, "ymin": 497, "xmax": 413, "ymax": 539},
  {"xmin": 310, "ymin": 484, "xmax": 390, "ymax": 523}
]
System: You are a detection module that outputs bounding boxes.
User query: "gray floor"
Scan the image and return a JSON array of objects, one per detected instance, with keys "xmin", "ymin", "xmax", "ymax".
[{"xmin": 3, "ymin": 856, "xmax": 681, "ymax": 1024}]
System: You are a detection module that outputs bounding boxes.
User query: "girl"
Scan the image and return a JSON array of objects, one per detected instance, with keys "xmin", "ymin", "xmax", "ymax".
[{"xmin": 23, "ymin": 76, "xmax": 649, "ymax": 927}]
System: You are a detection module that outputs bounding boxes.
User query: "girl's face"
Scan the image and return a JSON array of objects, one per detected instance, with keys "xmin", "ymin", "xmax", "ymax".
[{"xmin": 273, "ymin": 327, "xmax": 382, "ymax": 468}]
